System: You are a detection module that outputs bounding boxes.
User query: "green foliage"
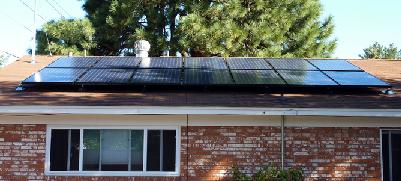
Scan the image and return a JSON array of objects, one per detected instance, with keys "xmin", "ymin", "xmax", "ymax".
[
  {"xmin": 359, "ymin": 42, "xmax": 401, "ymax": 59},
  {"xmin": 83, "ymin": 0, "xmax": 183, "ymax": 56},
  {"xmin": 178, "ymin": 0, "xmax": 336, "ymax": 57},
  {"xmin": 36, "ymin": 18, "xmax": 96, "ymax": 56},
  {"xmin": 229, "ymin": 166, "xmax": 304, "ymax": 181},
  {"xmin": 83, "ymin": 0, "xmax": 335, "ymax": 57}
]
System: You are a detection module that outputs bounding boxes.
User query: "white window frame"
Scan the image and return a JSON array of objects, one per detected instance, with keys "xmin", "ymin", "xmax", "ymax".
[
  {"xmin": 45, "ymin": 125, "xmax": 181, "ymax": 177},
  {"xmin": 380, "ymin": 129, "xmax": 401, "ymax": 181}
]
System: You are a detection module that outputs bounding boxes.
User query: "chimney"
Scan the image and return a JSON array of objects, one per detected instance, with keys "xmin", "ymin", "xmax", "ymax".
[{"xmin": 134, "ymin": 40, "xmax": 150, "ymax": 58}]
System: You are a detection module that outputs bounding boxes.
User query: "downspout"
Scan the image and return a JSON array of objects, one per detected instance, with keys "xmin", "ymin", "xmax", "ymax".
[{"xmin": 281, "ymin": 115, "xmax": 285, "ymax": 170}]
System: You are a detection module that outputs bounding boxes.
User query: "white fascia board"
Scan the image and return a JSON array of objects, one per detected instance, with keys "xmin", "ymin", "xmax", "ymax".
[{"xmin": 0, "ymin": 106, "xmax": 401, "ymax": 117}]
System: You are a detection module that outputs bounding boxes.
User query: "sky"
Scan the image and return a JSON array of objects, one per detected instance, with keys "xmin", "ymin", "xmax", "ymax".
[{"xmin": 0, "ymin": 0, "xmax": 400, "ymax": 59}]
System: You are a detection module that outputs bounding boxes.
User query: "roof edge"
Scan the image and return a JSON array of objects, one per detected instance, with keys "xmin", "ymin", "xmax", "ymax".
[{"xmin": 0, "ymin": 106, "xmax": 401, "ymax": 117}]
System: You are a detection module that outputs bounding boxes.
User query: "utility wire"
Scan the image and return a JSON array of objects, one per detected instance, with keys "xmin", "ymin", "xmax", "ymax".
[
  {"xmin": 0, "ymin": 11, "xmax": 32, "ymax": 32},
  {"xmin": 50, "ymin": 0, "xmax": 72, "ymax": 18},
  {"xmin": 18, "ymin": 0, "xmax": 48, "ymax": 22},
  {"xmin": 45, "ymin": 0, "xmax": 65, "ymax": 19}
]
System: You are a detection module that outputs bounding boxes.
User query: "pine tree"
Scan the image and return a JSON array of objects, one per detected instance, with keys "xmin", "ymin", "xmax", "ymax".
[{"xmin": 178, "ymin": 0, "xmax": 336, "ymax": 57}]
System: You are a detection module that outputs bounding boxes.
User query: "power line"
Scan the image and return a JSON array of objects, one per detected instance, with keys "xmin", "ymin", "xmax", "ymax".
[
  {"xmin": 0, "ymin": 11, "xmax": 32, "ymax": 33},
  {"xmin": 50, "ymin": 0, "xmax": 72, "ymax": 18},
  {"xmin": 45, "ymin": 0, "xmax": 65, "ymax": 19},
  {"xmin": 18, "ymin": 0, "xmax": 48, "ymax": 22}
]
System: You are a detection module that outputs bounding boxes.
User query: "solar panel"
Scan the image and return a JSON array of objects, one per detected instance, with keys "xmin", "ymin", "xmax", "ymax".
[
  {"xmin": 23, "ymin": 68, "xmax": 87, "ymax": 83},
  {"xmin": 227, "ymin": 58, "xmax": 272, "ymax": 70},
  {"xmin": 267, "ymin": 59, "xmax": 317, "ymax": 70},
  {"xmin": 277, "ymin": 70, "xmax": 337, "ymax": 86},
  {"xmin": 77, "ymin": 69, "xmax": 135, "ymax": 84},
  {"xmin": 308, "ymin": 60, "xmax": 361, "ymax": 71},
  {"xmin": 48, "ymin": 57, "xmax": 100, "ymax": 68},
  {"xmin": 184, "ymin": 57, "xmax": 227, "ymax": 69},
  {"xmin": 324, "ymin": 71, "xmax": 390, "ymax": 87},
  {"xmin": 231, "ymin": 69, "xmax": 285, "ymax": 85},
  {"xmin": 94, "ymin": 57, "xmax": 140, "ymax": 68},
  {"xmin": 131, "ymin": 69, "xmax": 181, "ymax": 84},
  {"xmin": 184, "ymin": 69, "xmax": 233, "ymax": 85},
  {"xmin": 138, "ymin": 57, "xmax": 182, "ymax": 68}
]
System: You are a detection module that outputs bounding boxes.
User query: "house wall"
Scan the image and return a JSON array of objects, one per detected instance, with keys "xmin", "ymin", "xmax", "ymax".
[{"xmin": 0, "ymin": 114, "xmax": 392, "ymax": 180}]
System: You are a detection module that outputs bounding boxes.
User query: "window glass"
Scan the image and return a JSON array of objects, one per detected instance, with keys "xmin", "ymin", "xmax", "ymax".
[
  {"xmin": 392, "ymin": 133, "xmax": 401, "ymax": 180},
  {"xmin": 83, "ymin": 130, "xmax": 100, "ymax": 171},
  {"xmin": 146, "ymin": 130, "xmax": 176, "ymax": 171},
  {"xmin": 131, "ymin": 130, "xmax": 144, "ymax": 171},
  {"xmin": 101, "ymin": 130, "xmax": 130, "ymax": 171},
  {"xmin": 50, "ymin": 129, "xmax": 79, "ymax": 171}
]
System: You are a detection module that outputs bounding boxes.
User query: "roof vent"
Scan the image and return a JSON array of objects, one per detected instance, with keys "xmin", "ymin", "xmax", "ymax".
[{"xmin": 134, "ymin": 40, "xmax": 150, "ymax": 58}]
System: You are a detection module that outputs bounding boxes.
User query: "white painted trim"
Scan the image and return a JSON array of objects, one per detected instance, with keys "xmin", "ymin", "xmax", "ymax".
[
  {"xmin": 0, "ymin": 106, "xmax": 401, "ymax": 117},
  {"xmin": 45, "ymin": 125, "xmax": 180, "ymax": 177}
]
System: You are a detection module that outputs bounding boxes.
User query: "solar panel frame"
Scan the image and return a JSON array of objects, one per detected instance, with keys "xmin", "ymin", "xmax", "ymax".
[
  {"xmin": 131, "ymin": 68, "xmax": 182, "ymax": 85},
  {"xmin": 277, "ymin": 70, "xmax": 338, "ymax": 86},
  {"xmin": 47, "ymin": 57, "xmax": 101, "ymax": 68},
  {"xmin": 308, "ymin": 59, "xmax": 362, "ymax": 71},
  {"xmin": 184, "ymin": 57, "xmax": 227, "ymax": 69},
  {"xmin": 267, "ymin": 58, "xmax": 318, "ymax": 70},
  {"xmin": 22, "ymin": 68, "xmax": 88, "ymax": 84},
  {"xmin": 231, "ymin": 69, "xmax": 285, "ymax": 85},
  {"xmin": 138, "ymin": 57, "xmax": 182, "ymax": 69},
  {"xmin": 227, "ymin": 58, "xmax": 273, "ymax": 70},
  {"xmin": 184, "ymin": 69, "xmax": 234, "ymax": 85},
  {"xmin": 324, "ymin": 71, "xmax": 391, "ymax": 87},
  {"xmin": 94, "ymin": 57, "xmax": 141, "ymax": 69},
  {"xmin": 76, "ymin": 68, "xmax": 136, "ymax": 84}
]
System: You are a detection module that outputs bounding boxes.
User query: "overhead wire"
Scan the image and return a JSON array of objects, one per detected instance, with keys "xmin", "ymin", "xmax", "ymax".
[
  {"xmin": 50, "ymin": 0, "xmax": 72, "ymax": 18},
  {"xmin": 18, "ymin": 0, "xmax": 48, "ymax": 22},
  {"xmin": 44, "ymin": 0, "xmax": 65, "ymax": 19}
]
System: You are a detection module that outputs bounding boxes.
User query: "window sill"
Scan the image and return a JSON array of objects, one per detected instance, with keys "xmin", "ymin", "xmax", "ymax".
[{"xmin": 45, "ymin": 171, "xmax": 180, "ymax": 177}]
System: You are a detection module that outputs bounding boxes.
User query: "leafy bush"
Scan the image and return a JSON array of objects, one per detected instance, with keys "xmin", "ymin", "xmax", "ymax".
[{"xmin": 229, "ymin": 166, "xmax": 304, "ymax": 181}]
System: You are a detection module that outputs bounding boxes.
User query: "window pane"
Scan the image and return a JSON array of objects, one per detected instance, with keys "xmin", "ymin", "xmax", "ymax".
[
  {"xmin": 146, "ymin": 130, "xmax": 176, "ymax": 171},
  {"xmin": 50, "ymin": 129, "xmax": 79, "ymax": 171},
  {"xmin": 392, "ymin": 133, "xmax": 401, "ymax": 181},
  {"xmin": 101, "ymin": 130, "xmax": 129, "ymax": 171},
  {"xmin": 83, "ymin": 130, "xmax": 100, "ymax": 171},
  {"xmin": 70, "ymin": 129, "xmax": 80, "ymax": 170},
  {"xmin": 147, "ymin": 130, "xmax": 161, "ymax": 171},
  {"xmin": 382, "ymin": 133, "xmax": 389, "ymax": 181},
  {"xmin": 163, "ymin": 130, "xmax": 176, "ymax": 171},
  {"xmin": 50, "ymin": 130, "xmax": 68, "ymax": 171},
  {"xmin": 131, "ymin": 130, "xmax": 144, "ymax": 171}
]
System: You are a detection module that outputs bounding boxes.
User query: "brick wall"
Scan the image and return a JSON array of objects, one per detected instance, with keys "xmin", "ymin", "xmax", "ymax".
[
  {"xmin": 0, "ymin": 125, "xmax": 381, "ymax": 181},
  {"xmin": 0, "ymin": 124, "xmax": 46, "ymax": 180},
  {"xmin": 181, "ymin": 126, "xmax": 381, "ymax": 180}
]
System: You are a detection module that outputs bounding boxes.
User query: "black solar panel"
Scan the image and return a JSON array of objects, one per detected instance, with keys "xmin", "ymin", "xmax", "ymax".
[
  {"xmin": 227, "ymin": 58, "xmax": 272, "ymax": 70},
  {"xmin": 267, "ymin": 59, "xmax": 317, "ymax": 70},
  {"xmin": 77, "ymin": 69, "xmax": 135, "ymax": 83},
  {"xmin": 184, "ymin": 69, "xmax": 233, "ymax": 85},
  {"xmin": 138, "ymin": 57, "xmax": 182, "ymax": 68},
  {"xmin": 184, "ymin": 57, "xmax": 227, "ymax": 69},
  {"xmin": 94, "ymin": 57, "xmax": 140, "ymax": 68},
  {"xmin": 324, "ymin": 71, "xmax": 389, "ymax": 87},
  {"xmin": 20, "ymin": 56, "xmax": 391, "ymax": 90},
  {"xmin": 23, "ymin": 68, "xmax": 87, "ymax": 83},
  {"xmin": 277, "ymin": 70, "xmax": 337, "ymax": 86},
  {"xmin": 231, "ymin": 70, "xmax": 285, "ymax": 85},
  {"xmin": 48, "ymin": 57, "xmax": 100, "ymax": 68},
  {"xmin": 131, "ymin": 69, "xmax": 181, "ymax": 84},
  {"xmin": 308, "ymin": 60, "xmax": 361, "ymax": 71}
]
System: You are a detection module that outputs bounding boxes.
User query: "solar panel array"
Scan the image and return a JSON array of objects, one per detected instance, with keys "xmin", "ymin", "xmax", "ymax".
[{"xmin": 21, "ymin": 57, "xmax": 391, "ymax": 89}]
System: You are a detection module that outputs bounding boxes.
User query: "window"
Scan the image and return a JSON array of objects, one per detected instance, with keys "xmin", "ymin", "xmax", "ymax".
[
  {"xmin": 45, "ymin": 127, "xmax": 179, "ymax": 176},
  {"xmin": 382, "ymin": 130, "xmax": 401, "ymax": 181}
]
